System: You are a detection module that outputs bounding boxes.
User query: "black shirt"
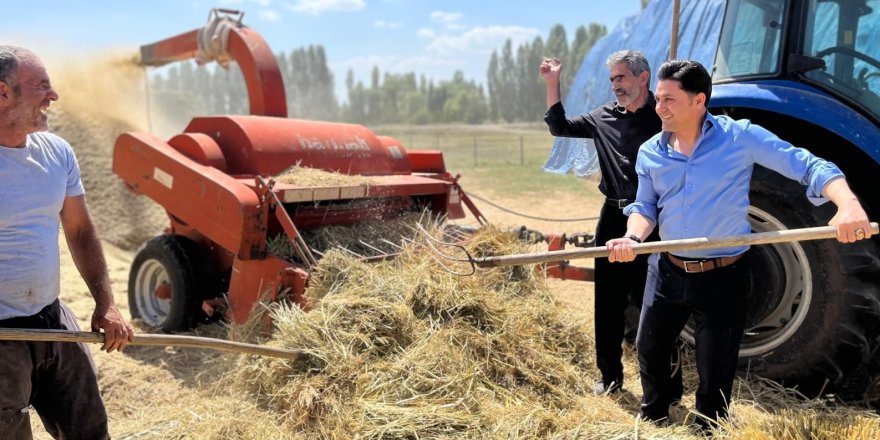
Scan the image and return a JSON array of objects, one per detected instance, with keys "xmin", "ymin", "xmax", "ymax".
[{"xmin": 543, "ymin": 93, "xmax": 661, "ymax": 200}]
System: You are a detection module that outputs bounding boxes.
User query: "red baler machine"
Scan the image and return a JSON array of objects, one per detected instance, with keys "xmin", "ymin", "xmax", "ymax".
[{"xmin": 114, "ymin": 10, "xmax": 591, "ymax": 332}]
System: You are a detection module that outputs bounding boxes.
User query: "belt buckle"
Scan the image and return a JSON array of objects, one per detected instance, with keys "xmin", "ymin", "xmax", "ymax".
[
  {"xmin": 683, "ymin": 260, "xmax": 705, "ymax": 273},
  {"xmin": 617, "ymin": 199, "xmax": 629, "ymax": 209}
]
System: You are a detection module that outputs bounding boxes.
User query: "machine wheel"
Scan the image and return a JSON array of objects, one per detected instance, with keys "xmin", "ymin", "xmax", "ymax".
[
  {"xmin": 682, "ymin": 167, "xmax": 880, "ymax": 395},
  {"xmin": 128, "ymin": 235, "xmax": 207, "ymax": 332}
]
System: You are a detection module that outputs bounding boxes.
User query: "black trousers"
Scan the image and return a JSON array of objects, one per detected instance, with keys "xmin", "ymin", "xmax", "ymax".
[
  {"xmin": 0, "ymin": 300, "xmax": 110, "ymax": 440},
  {"xmin": 593, "ymin": 201, "xmax": 658, "ymax": 386},
  {"xmin": 637, "ymin": 252, "xmax": 749, "ymax": 426}
]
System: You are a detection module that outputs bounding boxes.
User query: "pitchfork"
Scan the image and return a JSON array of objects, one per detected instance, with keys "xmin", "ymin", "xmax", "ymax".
[{"xmin": 422, "ymin": 222, "xmax": 880, "ymax": 274}]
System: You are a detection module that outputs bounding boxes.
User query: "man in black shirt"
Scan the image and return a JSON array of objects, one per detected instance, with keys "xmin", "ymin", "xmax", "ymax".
[{"xmin": 541, "ymin": 50, "xmax": 679, "ymax": 395}]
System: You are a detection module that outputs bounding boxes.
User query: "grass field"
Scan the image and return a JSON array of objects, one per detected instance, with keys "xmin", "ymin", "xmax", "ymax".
[{"xmin": 371, "ymin": 123, "xmax": 603, "ymax": 199}]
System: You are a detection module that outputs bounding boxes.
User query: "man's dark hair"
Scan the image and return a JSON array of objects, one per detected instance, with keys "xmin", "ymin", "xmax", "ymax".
[
  {"xmin": 0, "ymin": 45, "xmax": 23, "ymax": 96},
  {"xmin": 657, "ymin": 59, "xmax": 711, "ymax": 103}
]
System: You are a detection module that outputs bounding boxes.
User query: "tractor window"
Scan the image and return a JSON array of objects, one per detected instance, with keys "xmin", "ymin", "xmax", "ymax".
[
  {"xmin": 803, "ymin": 0, "xmax": 880, "ymax": 120},
  {"xmin": 714, "ymin": 0, "xmax": 786, "ymax": 80}
]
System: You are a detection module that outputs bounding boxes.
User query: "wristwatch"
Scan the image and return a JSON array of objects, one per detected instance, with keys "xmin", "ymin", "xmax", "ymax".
[{"xmin": 625, "ymin": 234, "xmax": 642, "ymax": 243}]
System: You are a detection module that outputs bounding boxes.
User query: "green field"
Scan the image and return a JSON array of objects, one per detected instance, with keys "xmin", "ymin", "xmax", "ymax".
[{"xmin": 371, "ymin": 123, "xmax": 602, "ymax": 199}]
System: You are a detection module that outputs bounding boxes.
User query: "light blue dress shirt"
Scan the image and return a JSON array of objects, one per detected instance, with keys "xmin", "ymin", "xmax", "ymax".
[{"xmin": 623, "ymin": 113, "xmax": 844, "ymax": 259}]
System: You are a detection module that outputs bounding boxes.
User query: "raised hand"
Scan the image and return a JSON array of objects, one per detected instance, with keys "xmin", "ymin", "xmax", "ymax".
[{"xmin": 540, "ymin": 57, "xmax": 562, "ymax": 82}]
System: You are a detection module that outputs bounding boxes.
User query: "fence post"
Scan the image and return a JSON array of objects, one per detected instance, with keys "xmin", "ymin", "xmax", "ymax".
[
  {"xmin": 520, "ymin": 136, "xmax": 524, "ymax": 166},
  {"xmin": 473, "ymin": 135, "xmax": 478, "ymax": 166}
]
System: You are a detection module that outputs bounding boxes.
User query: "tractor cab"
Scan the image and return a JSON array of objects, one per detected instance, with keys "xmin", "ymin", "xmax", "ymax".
[{"xmin": 714, "ymin": 0, "xmax": 880, "ymax": 123}]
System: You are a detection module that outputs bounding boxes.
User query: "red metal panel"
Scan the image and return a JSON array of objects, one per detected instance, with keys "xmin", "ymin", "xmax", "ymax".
[
  {"xmin": 168, "ymin": 133, "xmax": 228, "ymax": 172},
  {"xmin": 408, "ymin": 150, "xmax": 447, "ymax": 174},
  {"xmin": 183, "ymin": 116, "xmax": 414, "ymax": 177},
  {"xmin": 227, "ymin": 256, "xmax": 298, "ymax": 323},
  {"xmin": 113, "ymin": 132, "xmax": 265, "ymax": 259},
  {"xmin": 139, "ymin": 30, "xmax": 200, "ymax": 66},
  {"xmin": 543, "ymin": 263, "xmax": 595, "ymax": 282},
  {"xmin": 227, "ymin": 28, "xmax": 287, "ymax": 117},
  {"xmin": 541, "ymin": 234, "xmax": 594, "ymax": 282},
  {"xmin": 138, "ymin": 26, "xmax": 286, "ymax": 117}
]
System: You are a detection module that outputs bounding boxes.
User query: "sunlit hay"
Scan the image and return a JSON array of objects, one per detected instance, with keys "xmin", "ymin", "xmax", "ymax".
[
  {"xmin": 304, "ymin": 249, "xmax": 378, "ymax": 305},
  {"xmin": 268, "ymin": 212, "xmax": 428, "ymax": 263},
  {"xmin": 302, "ymin": 211, "xmax": 426, "ymax": 257},
  {"xmin": 464, "ymin": 224, "xmax": 548, "ymax": 299},
  {"xmin": 92, "ymin": 332, "xmax": 296, "ymax": 440},
  {"xmin": 275, "ymin": 163, "xmax": 374, "ymax": 187},
  {"xmin": 46, "ymin": 52, "xmax": 149, "ymax": 132},
  {"xmin": 154, "ymin": 397, "xmax": 299, "ymax": 440},
  {"xmin": 266, "ymin": 234, "xmax": 298, "ymax": 262},
  {"xmin": 404, "ymin": 253, "xmax": 502, "ymax": 331},
  {"xmin": 333, "ymin": 326, "xmax": 493, "ymax": 437},
  {"xmin": 227, "ymin": 289, "xmax": 276, "ymax": 345},
  {"xmin": 525, "ymin": 304, "xmax": 596, "ymax": 369},
  {"xmin": 229, "ymin": 225, "xmax": 626, "ymax": 438},
  {"xmin": 719, "ymin": 377, "xmax": 880, "ymax": 440}
]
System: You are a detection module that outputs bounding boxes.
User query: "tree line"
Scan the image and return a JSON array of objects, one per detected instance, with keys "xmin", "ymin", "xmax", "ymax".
[{"xmin": 149, "ymin": 23, "xmax": 605, "ymax": 125}]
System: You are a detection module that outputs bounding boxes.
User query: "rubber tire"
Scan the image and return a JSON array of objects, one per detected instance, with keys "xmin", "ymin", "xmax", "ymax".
[
  {"xmin": 735, "ymin": 167, "xmax": 880, "ymax": 395},
  {"xmin": 128, "ymin": 235, "xmax": 206, "ymax": 333}
]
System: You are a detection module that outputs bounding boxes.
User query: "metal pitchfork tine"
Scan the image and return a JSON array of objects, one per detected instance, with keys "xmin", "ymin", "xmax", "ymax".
[{"xmin": 415, "ymin": 222, "xmax": 476, "ymax": 276}]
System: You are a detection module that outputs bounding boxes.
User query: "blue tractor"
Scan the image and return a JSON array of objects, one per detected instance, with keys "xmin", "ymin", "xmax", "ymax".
[{"xmin": 705, "ymin": 0, "xmax": 880, "ymax": 395}]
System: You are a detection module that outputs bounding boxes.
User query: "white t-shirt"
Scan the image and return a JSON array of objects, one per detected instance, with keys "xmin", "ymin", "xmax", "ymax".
[{"xmin": 0, "ymin": 132, "xmax": 84, "ymax": 320}]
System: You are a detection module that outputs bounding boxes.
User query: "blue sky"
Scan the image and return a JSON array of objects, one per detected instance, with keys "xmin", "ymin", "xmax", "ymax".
[{"xmin": 2, "ymin": 0, "xmax": 642, "ymax": 99}]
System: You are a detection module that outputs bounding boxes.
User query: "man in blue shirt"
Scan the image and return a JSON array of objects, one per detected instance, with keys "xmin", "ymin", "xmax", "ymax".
[
  {"xmin": 542, "ymin": 51, "xmax": 685, "ymax": 397},
  {"xmin": 606, "ymin": 60, "xmax": 873, "ymax": 430}
]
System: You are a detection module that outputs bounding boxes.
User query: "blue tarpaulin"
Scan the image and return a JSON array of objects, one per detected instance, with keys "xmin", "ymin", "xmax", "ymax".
[{"xmin": 543, "ymin": 0, "xmax": 725, "ymax": 176}]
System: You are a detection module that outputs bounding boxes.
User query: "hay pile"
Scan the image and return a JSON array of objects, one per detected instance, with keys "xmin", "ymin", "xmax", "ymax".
[
  {"xmin": 219, "ymin": 224, "xmax": 880, "ymax": 439},
  {"xmin": 230, "ymin": 225, "xmax": 691, "ymax": 439}
]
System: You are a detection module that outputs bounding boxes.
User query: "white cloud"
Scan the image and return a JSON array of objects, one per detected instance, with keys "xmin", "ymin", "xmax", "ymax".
[
  {"xmin": 416, "ymin": 28, "xmax": 435, "ymax": 39},
  {"xmin": 373, "ymin": 20, "xmax": 402, "ymax": 29},
  {"xmin": 257, "ymin": 9, "xmax": 282, "ymax": 21},
  {"xmin": 425, "ymin": 25, "xmax": 540, "ymax": 55},
  {"xmin": 429, "ymin": 11, "xmax": 462, "ymax": 26},
  {"xmin": 285, "ymin": 0, "xmax": 365, "ymax": 15}
]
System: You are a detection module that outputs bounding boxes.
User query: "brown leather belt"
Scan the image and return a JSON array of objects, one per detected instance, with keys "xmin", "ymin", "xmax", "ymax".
[{"xmin": 666, "ymin": 253, "xmax": 744, "ymax": 273}]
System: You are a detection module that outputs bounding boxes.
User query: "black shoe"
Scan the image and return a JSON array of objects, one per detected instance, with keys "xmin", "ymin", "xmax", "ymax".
[{"xmin": 594, "ymin": 379, "xmax": 622, "ymax": 395}]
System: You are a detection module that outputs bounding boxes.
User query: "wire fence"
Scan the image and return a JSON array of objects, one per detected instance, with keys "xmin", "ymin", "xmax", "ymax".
[{"xmin": 373, "ymin": 127, "xmax": 556, "ymax": 170}]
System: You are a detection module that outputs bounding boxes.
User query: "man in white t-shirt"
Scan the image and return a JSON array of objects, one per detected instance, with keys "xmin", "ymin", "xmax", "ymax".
[{"xmin": 0, "ymin": 45, "xmax": 133, "ymax": 439}]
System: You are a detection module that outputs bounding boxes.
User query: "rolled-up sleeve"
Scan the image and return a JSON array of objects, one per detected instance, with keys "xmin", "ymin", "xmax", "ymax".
[
  {"xmin": 623, "ymin": 149, "xmax": 659, "ymax": 223},
  {"xmin": 745, "ymin": 122, "xmax": 844, "ymax": 206}
]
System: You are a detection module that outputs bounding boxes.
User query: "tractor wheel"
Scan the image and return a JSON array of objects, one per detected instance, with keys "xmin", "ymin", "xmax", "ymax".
[
  {"xmin": 682, "ymin": 166, "xmax": 880, "ymax": 396},
  {"xmin": 128, "ymin": 235, "xmax": 207, "ymax": 332}
]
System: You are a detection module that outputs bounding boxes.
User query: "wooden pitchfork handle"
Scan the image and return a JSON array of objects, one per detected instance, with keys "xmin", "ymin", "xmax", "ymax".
[
  {"xmin": 0, "ymin": 328, "xmax": 299, "ymax": 360},
  {"xmin": 473, "ymin": 222, "xmax": 880, "ymax": 268}
]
